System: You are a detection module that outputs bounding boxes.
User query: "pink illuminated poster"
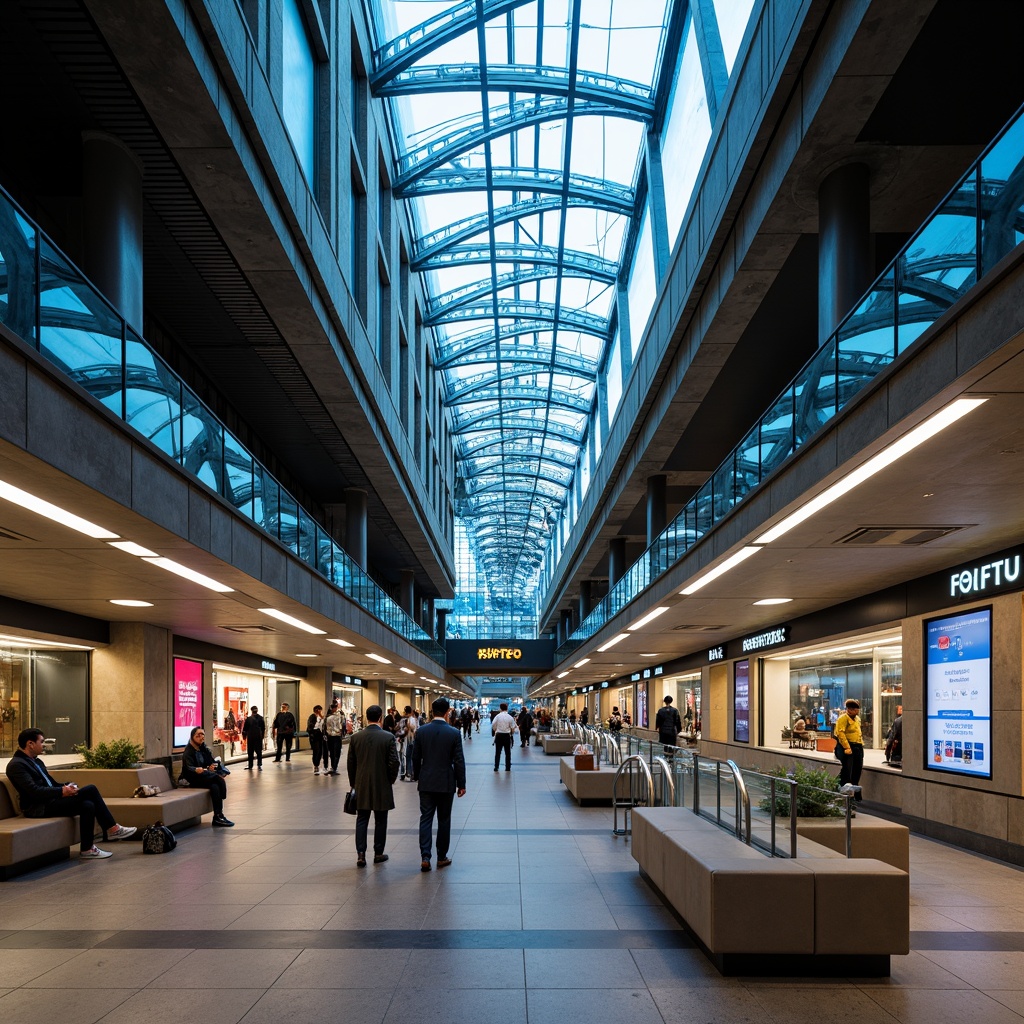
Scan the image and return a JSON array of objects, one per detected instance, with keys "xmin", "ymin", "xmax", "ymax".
[{"xmin": 174, "ymin": 657, "xmax": 203, "ymax": 746}]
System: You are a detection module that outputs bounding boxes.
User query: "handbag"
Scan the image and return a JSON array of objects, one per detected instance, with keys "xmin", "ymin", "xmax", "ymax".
[
  {"xmin": 343, "ymin": 789, "xmax": 358, "ymax": 815},
  {"xmin": 142, "ymin": 820, "xmax": 177, "ymax": 854}
]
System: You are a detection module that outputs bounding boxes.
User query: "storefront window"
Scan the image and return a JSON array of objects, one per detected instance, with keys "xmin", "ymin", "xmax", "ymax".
[
  {"xmin": 0, "ymin": 643, "xmax": 90, "ymax": 755},
  {"xmin": 664, "ymin": 672, "xmax": 702, "ymax": 739}
]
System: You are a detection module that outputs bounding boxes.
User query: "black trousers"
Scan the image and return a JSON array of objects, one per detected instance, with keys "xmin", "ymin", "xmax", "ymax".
[
  {"xmin": 247, "ymin": 738, "xmax": 263, "ymax": 768},
  {"xmin": 43, "ymin": 785, "xmax": 115, "ymax": 851},
  {"xmin": 419, "ymin": 790, "xmax": 455, "ymax": 860},
  {"xmin": 837, "ymin": 743, "xmax": 865, "ymax": 796},
  {"xmin": 325, "ymin": 735, "xmax": 342, "ymax": 772},
  {"xmin": 355, "ymin": 808, "xmax": 389, "ymax": 856},
  {"xmin": 309, "ymin": 731, "xmax": 324, "ymax": 768},
  {"xmin": 494, "ymin": 733, "xmax": 513, "ymax": 769},
  {"xmin": 190, "ymin": 773, "xmax": 227, "ymax": 815},
  {"xmin": 274, "ymin": 733, "xmax": 294, "ymax": 760}
]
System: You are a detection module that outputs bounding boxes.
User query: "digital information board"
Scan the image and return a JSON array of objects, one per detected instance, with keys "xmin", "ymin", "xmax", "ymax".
[
  {"xmin": 924, "ymin": 607, "xmax": 992, "ymax": 778},
  {"xmin": 173, "ymin": 656, "xmax": 203, "ymax": 747},
  {"xmin": 734, "ymin": 660, "xmax": 750, "ymax": 743}
]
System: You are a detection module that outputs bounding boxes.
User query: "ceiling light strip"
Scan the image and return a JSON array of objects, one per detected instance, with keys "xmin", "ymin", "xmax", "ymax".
[
  {"xmin": 0, "ymin": 479, "xmax": 119, "ymax": 540},
  {"xmin": 258, "ymin": 607, "xmax": 325, "ymax": 634}
]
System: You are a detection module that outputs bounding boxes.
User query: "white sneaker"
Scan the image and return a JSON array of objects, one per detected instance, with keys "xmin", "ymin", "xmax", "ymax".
[
  {"xmin": 80, "ymin": 846, "xmax": 113, "ymax": 859},
  {"xmin": 839, "ymin": 783, "xmax": 855, "ymax": 795},
  {"xmin": 107, "ymin": 825, "xmax": 137, "ymax": 840}
]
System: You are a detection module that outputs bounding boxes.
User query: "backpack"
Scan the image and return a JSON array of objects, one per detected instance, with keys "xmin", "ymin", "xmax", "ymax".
[{"xmin": 142, "ymin": 820, "xmax": 177, "ymax": 854}]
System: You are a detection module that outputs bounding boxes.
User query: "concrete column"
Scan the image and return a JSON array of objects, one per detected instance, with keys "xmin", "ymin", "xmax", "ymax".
[
  {"xmin": 609, "ymin": 537, "xmax": 627, "ymax": 587},
  {"xmin": 436, "ymin": 607, "xmax": 448, "ymax": 643},
  {"xmin": 818, "ymin": 163, "xmax": 871, "ymax": 343},
  {"xmin": 560, "ymin": 609, "xmax": 573, "ymax": 643},
  {"xmin": 555, "ymin": 616, "xmax": 564, "ymax": 647},
  {"xmin": 375, "ymin": 680, "xmax": 387, "ymax": 708},
  {"xmin": 423, "ymin": 596, "xmax": 435, "ymax": 634},
  {"xmin": 91, "ymin": 622, "xmax": 172, "ymax": 757},
  {"xmin": 645, "ymin": 132, "xmax": 670, "ymax": 281},
  {"xmin": 81, "ymin": 132, "xmax": 144, "ymax": 333},
  {"xmin": 646, "ymin": 475, "xmax": 667, "ymax": 544},
  {"xmin": 399, "ymin": 569, "xmax": 415, "ymax": 616},
  {"xmin": 345, "ymin": 488, "xmax": 368, "ymax": 570},
  {"xmin": 579, "ymin": 580, "xmax": 593, "ymax": 622},
  {"xmin": 301, "ymin": 666, "xmax": 333, "ymax": 715}
]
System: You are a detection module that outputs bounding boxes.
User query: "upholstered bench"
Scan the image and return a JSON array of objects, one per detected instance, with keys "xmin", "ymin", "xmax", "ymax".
[
  {"xmin": 795, "ymin": 817, "xmax": 910, "ymax": 872},
  {"xmin": 71, "ymin": 766, "xmax": 213, "ymax": 831},
  {"xmin": 559, "ymin": 757, "xmax": 622, "ymax": 804},
  {"xmin": 0, "ymin": 778, "xmax": 77, "ymax": 879},
  {"xmin": 541, "ymin": 735, "xmax": 579, "ymax": 755}
]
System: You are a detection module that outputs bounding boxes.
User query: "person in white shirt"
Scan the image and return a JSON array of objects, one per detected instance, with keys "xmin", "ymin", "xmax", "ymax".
[{"xmin": 491, "ymin": 703, "xmax": 517, "ymax": 772}]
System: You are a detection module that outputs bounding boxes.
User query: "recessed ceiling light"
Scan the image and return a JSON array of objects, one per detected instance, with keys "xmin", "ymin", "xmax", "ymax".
[
  {"xmin": 0, "ymin": 479, "xmax": 119, "ymax": 540},
  {"xmin": 680, "ymin": 546, "xmax": 760, "ymax": 595},
  {"xmin": 754, "ymin": 598, "xmax": 792, "ymax": 606},
  {"xmin": 146, "ymin": 557, "xmax": 234, "ymax": 593},
  {"xmin": 366, "ymin": 652, "xmax": 391, "ymax": 664},
  {"xmin": 109, "ymin": 599, "xmax": 153, "ymax": 607},
  {"xmin": 109, "ymin": 540, "xmax": 159, "ymax": 558},
  {"xmin": 294, "ymin": 654, "xmax": 318, "ymax": 658},
  {"xmin": 639, "ymin": 653, "xmax": 659, "ymax": 658},
  {"xmin": 628, "ymin": 606, "xmax": 670, "ymax": 630},
  {"xmin": 597, "ymin": 633, "xmax": 629, "ymax": 652},
  {"xmin": 399, "ymin": 667, "xmax": 415, "ymax": 675},
  {"xmin": 258, "ymin": 608, "xmax": 326, "ymax": 634},
  {"xmin": 573, "ymin": 658, "xmax": 590, "ymax": 668},
  {"xmin": 328, "ymin": 638, "xmax": 355, "ymax": 648}
]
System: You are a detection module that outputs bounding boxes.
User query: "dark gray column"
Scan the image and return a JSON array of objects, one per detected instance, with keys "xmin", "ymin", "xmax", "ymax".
[
  {"xmin": 609, "ymin": 537, "xmax": 627, "ymax": 588},
  {"xmin": 345, "ymin": 488, "xmax": 367, "ymax": 570},
  {"xmin": 555, "ymin": 616, "xmax": 564, "ymax": 648},
  {"xmin": 436, "ymin": 607, "xmax": 448, "ymax": 643},
  {"xmin": 818, "ymin": 163, "xmax": 871, "ymax": 343},
  {"xmin": 561, "ymin": 609, "xmax": 573, "ymax": 641},
  {"xmin": 646, "ymin": 475, "xmax": 667, "ymax": 544},
  {"xmin": 423, "ymin": 596, "xmax": 435, "ymax": 635},
  {"xmin": 82, "ymin": 132, "xmax": 144, "ymax": 333},
  {"xmin": 399, "ymin": 570, "xmax": 415, "ymax": 617},
  {"xmin": 579, "ymin": 580, "xmax": 593, "ymax": 622}
]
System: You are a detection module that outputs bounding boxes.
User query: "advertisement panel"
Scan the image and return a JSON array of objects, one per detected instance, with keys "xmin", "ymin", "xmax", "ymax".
[
  {"xmin": 924, "ymin": 607, "xmax": 991, "ymax": 778},
  {"xmin": 734, "ymin": 660, "xmax": 750, "ymax": 743},
  {"xmin": 173, "ymin": 657, "xmax": 203, "ymax": 747},
  {"xmin": 637, "ymin": 680, "xmax": 648, "ymax": 729}
]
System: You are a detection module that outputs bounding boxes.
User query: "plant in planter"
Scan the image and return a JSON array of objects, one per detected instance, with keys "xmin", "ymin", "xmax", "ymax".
[
  {"xmin": 756, "ymin": 763, "xmax": 843, "ymax": 818},
  {"xmin": 73, "ymin": 738, "xmax": 145, "ymax": 769}
]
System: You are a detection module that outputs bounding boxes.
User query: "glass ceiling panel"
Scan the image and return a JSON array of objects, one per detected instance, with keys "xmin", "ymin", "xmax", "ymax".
[{"xmin": 370, "ymin": 0, "xmax": 674, "ymax": 627}]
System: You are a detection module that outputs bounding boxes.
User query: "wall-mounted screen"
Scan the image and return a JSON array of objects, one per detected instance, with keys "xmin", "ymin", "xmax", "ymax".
[
  {"xmin": 734, "ymin": 659, "xmax": 750, "ymax": 743},
  {"xmin": 637, "ymin": 680, "xmax": 648, "ymax": 729},
  {"xmin": 924, "ymin": 606, "xmax": 991, "ymax": 778},
  {"xmin": 173, "ymin": 656, "xmax": 203, "ymax": 747}
]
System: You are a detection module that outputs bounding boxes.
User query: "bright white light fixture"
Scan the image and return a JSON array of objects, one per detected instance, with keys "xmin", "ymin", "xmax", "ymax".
[
  {"xmin": 328, "ymin": 638, "xmax": 355, "ymax": 648},
  {"xmin": 366, "ymin": 652, "xmax": 391, "ymax": 664},
  {"xmin": 293, "ymin": 654, "xmax": 318, "ymax": 658},
  {"xmin": 0, "ymin": 479, "xmax": 119, "ymax": 540},
  {"xmin": 754, "ymin": 598, "xmax": 792, "ymax": 606},
  {"xmin": 680, "ymin": 546, "xmax": 761, "ymax": 596},
  {"xmin": 400, "ymin": 667, "xmax": 415, "ymax": 675},
  {"xmin": 573, "ymin": 657, "xmax": 591, "ymax": 668},
  {"xmin": 756, "ymin": 397, "xmax": 988, "ymax": 545},
  {"xmin": 257, "ymin": 607, "xmax": 325, "ymax": 633},
  {"xmin": 597, "ymin": 633, "xmax": 629, "ymax": 652},
  {"xmin": 146, "ymin": 557, "xmax": 234, "ymax": 593},
  {"xmin": 109, "ymin": 599, "xmax": 153, "ymax": 607},
  {"xmin": 109, "ymin": 540, "xmax": 159, "ymax": 558},
  {"xmin": 628, "ymin": 606, "xmax": 670, "ymax": 630},
  {"xmin": 557, "ymin": 670, "xmax": 570, "ymax": 678}
]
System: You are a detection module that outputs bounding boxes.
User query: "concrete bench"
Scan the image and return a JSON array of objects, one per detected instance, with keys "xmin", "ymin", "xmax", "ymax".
[
  {"xmin": 558, "ymin": 756, "xmax": 623, "ymax": 805},
  {"xmin": 795, "ymin": 817, "xmax": 909, "ymax": 872},
  {"xmin": 541, "ymin": 735, "xmax": 579, "ymax": 755},
  {"xmin": 631, "ymin": 806, "xmax": 908, "ymax": 976}
]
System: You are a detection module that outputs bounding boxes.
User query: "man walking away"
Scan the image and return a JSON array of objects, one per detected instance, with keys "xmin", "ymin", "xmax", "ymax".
[
  {"xmin": 491, "ymin": 702, "xmax": 517, "ymax": 772},
  {"xmin": 655, "ymin": 696, "xmax": 682, "ymax": 757},
  {"xmin": 346, "ymin": 704, "xmax": 400, "ymax": 866},
  {"xmin": 517, "ymin": 706, "xmax": 534, "ymax": 748},
  {"xmin": 410, "ymin": 697, "xmax": 466, "ymax": 872},
  {"xmin": 242, "ymin": 706, "xmax": 265, "ymax": 770}
]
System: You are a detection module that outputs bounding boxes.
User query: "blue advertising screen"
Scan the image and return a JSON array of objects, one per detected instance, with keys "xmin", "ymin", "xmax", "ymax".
[
  {"xmin": 924, "ymin": 607, "xmax": 992, "ymax": 778},
  {"xmin": 734, "ymin": 660, "xmax": 749, "ymax": 743}
]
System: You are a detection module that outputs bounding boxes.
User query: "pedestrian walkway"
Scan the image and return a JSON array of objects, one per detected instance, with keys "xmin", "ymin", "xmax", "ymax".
[{"xmin": 4, "ymin": 732, "xmax": 1024, "ymax": 1023}]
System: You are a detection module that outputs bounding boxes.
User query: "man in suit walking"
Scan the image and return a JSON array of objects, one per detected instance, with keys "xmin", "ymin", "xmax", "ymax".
[
  {"xmin": 346, "ymin": 704, "xmax": 400, "ymax": 867},
  {"xmin": 410, "ymin": 697, "xmax": 466, "ymax": 872}
]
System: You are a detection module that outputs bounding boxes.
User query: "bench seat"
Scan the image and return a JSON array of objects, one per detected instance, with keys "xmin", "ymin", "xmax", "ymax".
[
  {"xmin": 541, "ymin": 736, "xmax": 579, "ymax": 755},
  {"xmin": 559, "ymin": 757, "xmax": 621, "ymax": 804}
]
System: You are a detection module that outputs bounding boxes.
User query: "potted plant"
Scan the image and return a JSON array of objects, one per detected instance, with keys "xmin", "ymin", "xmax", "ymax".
[{"xmin": 73, "ymin": 738, "xmax": 145, "ymax": 769}]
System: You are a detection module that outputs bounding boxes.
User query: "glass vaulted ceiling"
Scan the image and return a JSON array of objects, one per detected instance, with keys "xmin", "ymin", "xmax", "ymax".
[{"xmin": 368, "ymin": 0, "xmax": 676, "ymax": 634}]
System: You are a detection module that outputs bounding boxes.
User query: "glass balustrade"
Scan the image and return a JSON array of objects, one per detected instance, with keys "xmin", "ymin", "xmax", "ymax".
[
  {"xmin": 557, "ymin": 100, "xmax": 1024, "ymax": 660},
  {"xmin": 0, "ymin": 187, "xmax": 444, "ymax": 665}
]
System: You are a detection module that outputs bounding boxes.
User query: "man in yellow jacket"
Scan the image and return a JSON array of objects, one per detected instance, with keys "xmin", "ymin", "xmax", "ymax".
[{"xmin": 835, "ymin": 699, "xmax": 864, "ymax": 801}]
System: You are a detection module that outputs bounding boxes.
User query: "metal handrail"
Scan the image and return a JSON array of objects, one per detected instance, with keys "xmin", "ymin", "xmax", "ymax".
[
  {"xmin": 651, "ymin": 756, "xmax": 676, "ymax": 807},
  {"xmin": 611, "ymin": 754, "xmax": 655, "ymax": 836},
  {"xmin": 725, "ymin": 759, "xmax": 751, "ymax": 844}
]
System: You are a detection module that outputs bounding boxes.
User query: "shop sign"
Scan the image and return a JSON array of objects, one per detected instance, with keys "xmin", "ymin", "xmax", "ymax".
[
  {"xmin": 708, "ymin": 645, "xmax": 725, "ymax": 662},
  {"xmin": 949, "ymin": 553, "xmax": 1021, "ymax": 598},
  {"xmin": 741, "ymin": 625, "xmax": 788, "ymax": 653},
  {"xmin": 261, "ymin": 659, "xmax": 276, "ymax": 671}
]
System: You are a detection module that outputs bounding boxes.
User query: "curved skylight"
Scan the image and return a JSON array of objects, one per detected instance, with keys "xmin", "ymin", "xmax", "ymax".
[{"xmin": 368, "ymin": 0, "xmax": 677, "ymax": 632}]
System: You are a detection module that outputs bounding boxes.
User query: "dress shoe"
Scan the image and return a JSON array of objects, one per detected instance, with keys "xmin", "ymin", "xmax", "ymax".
[
  {"xmin": 373, "ymin": 853, "xmax": 389, "ymax": 863},
  {"xmin": 243, "ymin": 766, "xmax": 252, "ymax": 770},
  {"xmin": 421, "ymin": 859, "xmax": 431, "ymax": 872},
  {"xmin": 212, "ymin": 815, "xmax": 235, "ymax": 827},
  {"xmin": 437, "ymin": 857, "xmax": 452, "ymax": 868},
  {"xmin": 357, "ymin": 855, "xmax": 367, "ymax": 867}
]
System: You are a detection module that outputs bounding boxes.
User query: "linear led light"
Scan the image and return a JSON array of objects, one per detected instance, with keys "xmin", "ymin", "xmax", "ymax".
[
  {"xmin": 597, "ymin": 633, "xmax": 629, "ymax": 653},
  {"xmin": 109, "ymin": 599, "xmax": 153, "ymax": 608},
  {"xmin": 680, "ymin": 546, "xmax": 761, "ymax": 596},
  {"xmin": 400, "ymin": 667, "xmax": 415, "ymax": 675},
  {"xmin": 328, "ymin": 638, "xmax": 355, "ymax": 648},
  {"xmin": 573, "ymin": 658, "xmax": 591, "ymax": 668},
  {"xmin": 628, "ymin": 606, "xmax": 670, "ymax": 631},
  {"xmin": 756, "ymin": 397, "xmax": 988, "ymax": 545},
  {"xmin": 145, "ymin": 557, "xmax": 234, "ymax": 593},
  {"xmin": 366, "ymin": 652, "xmax": 391, "ymax": 664},
  {"xmin": 0, "ymin": 479, "xmax": 119, "ymax": 540},
  {"xmin": 109, "ymin": 540, "xmax": 159, "ymax": 558},
  {"xmin": 557, "ymin": 670, "xmax": 570, "ymax": 678},
  {"xmin": 754, "ymin": 598, "xmax": 792, "ymax": 606},
  {"xmin": 257, "ymin": 607, "xmax": 325, "ymax": 633}
]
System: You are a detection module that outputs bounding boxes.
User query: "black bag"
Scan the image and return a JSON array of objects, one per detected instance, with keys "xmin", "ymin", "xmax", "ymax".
[
  {"xmin": 142, "ymin": 820, "xmax": 177, "ymax": 854},
  {"xmin": 343, "ymin": 789, "xmax": 358, "ymax": 815}
]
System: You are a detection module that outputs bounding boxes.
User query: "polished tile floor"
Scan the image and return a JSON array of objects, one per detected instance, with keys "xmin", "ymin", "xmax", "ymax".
[{"xmin": 4, "ymin": 731, "xmax": 1024, "ymax": 1023}]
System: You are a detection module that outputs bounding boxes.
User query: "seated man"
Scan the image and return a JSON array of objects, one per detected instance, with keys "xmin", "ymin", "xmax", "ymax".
[
  {"xmin": 791, "ymin": 715, "xmax": 813, "ymax": 747},
  {"xmin": 6, "ymin": 727, "xmax": 137, "ymax": 859}
]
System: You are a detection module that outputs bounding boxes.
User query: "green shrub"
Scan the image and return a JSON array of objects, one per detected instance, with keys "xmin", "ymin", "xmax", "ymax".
[
  {"xmin": 756, "ymin": 763, "xmax": 843, "ymax": 818},
  {"xmin": 73, "ymin": 737, "xmax": 145, "ymax": 769}
]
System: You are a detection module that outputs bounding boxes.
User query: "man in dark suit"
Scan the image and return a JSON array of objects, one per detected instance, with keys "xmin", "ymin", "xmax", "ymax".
[
  {"xmin": 410, "ymin": 697, "xmax": 466, "ymax": 872},
  {"xmin": 6, "ymin": 727, "xmax": 137, "ymax": 859},
  {"xmin": 346, "ymin": 704, "xmax": 400, "ymax": 867}
]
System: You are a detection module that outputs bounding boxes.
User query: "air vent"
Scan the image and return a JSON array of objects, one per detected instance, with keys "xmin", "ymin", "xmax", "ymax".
[
  {"xmin": 673, "ymin": 624, "xmax": 727, "ymax": 632},
  {"xmin": 220, "ymin": 624, "xmax": 277, "ymax": 634},
  {"xmin": 836, "ymin": 526, "xmax": 967, "ymax": 546}
]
